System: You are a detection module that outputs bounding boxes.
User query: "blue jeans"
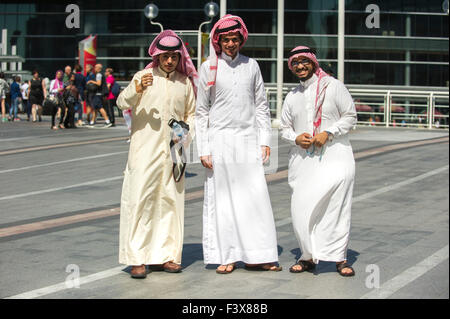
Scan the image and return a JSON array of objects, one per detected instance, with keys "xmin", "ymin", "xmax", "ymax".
[
  {"xmin": 74, "ymin": 101, "xmax": 83, "ymax": 120},
  {"xmin": 25, "ymin": 99, "xmax": 31, "ymax": 118},
  {"xmin": 9, "ymin": 97, "xmax": 21, "ymax": 119}
]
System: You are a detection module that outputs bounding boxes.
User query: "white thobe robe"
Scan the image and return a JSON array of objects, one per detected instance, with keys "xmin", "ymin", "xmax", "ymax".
[
  {"xmin": 280, "ymin": 74, "xmax": 357, "ymax": 264},
  {"xmin": 196, "ymin": 52, "xmax": 279, "ymax": 265},
  {"xmin": 116, "ymin": 66, "xmax": 196, "ymax": 266}
]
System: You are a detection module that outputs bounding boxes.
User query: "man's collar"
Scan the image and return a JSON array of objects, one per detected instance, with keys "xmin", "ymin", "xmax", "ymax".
[
  {"xmin": 299, "ymin": 73, "xmax": 318, "ymax": 89},
  {"xmin": 157, "ymin": 66, "xmax": 177, "ymax": 79},
  {"xmin": 220, "ymin": 51, "xmax": 240, "ymax": 63}
]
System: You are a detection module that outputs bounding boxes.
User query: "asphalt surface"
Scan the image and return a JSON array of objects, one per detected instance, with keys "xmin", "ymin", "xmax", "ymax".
[{"xmin": 0, "ymin": 115, "xmax": 448, "ymax": 301}]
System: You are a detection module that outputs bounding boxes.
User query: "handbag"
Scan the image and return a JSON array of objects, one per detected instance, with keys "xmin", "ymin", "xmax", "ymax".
[{"xmin": 43, "ymin": 94, "xmax": 61, "ymax": 111}]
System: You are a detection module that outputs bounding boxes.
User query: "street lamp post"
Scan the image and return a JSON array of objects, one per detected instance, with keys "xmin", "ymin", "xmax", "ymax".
[
  {"xmin": 144, "ymin": 3, "xmax": 163, "ymax": 32},
  {"xmin": 197, "ymin": 2, "xmax": 219, "ymax": 70}
]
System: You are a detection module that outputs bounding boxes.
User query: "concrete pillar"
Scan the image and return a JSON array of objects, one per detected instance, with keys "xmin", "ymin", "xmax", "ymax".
[
  {"xmin": 1, "ymin": 29, "xmax": 7, "ymax": 71},
  {"xmin": 337, "ymin": 0, "xmax": 345, "ymax": 82},
  {"xmin": 271, "ymin": 11, "xmax": 277, "ymax": 83},
  {"xmin": 405, "ymin": 15, "xmax": 411, "ymax": 116},
  {"xmin": 274, "ymin": 0, "xmax": 284, "ymax": 127},
  {"xmin": 405, "ymin": 15, "xmax": 411, "ymax": 87},
  {"xmin": 10, "ymin": 45, "xmax": 16, "ymax": 71},
  {"xmin": 220, "ymin": 0, "xmax": 227, "ymax": 17}
]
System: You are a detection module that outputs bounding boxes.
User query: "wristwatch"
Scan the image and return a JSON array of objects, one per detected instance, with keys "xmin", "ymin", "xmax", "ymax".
[{"xmin": 325, "ymin": 130, "xmax": 334, "ymax": 142}]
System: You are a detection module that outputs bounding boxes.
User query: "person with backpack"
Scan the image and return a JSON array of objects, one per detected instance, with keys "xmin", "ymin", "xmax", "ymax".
[
  {"xmin": 105, "ymin": 67, "xmax": 117, "ymax": 127},
  {"xmin": 85, "ymin": 63, "xmax": 111, "ymax": 127}
]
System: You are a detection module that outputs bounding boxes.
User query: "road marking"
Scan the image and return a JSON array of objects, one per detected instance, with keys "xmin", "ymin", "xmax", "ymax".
[
  {"xmin": 360, "ymin": 245, "xmax": 449, "ymax": 299},
  {"xmin": 351, "ymin": 165, "xmax": 449, "ymax": 203},
  {"xmin": 353, "ymin": 136, "xmax": 448, "ymax": 160},
  {"xmin": 0, "ymin": 136, "xmax": 128, "ymax": 156},
  {"xmin": 0, "ymin": 176, "xmax": 124, "ymax": 201},
  {"xmin": 0, "ymin": 151, "xmax": 128, "ymax": 174},
  {"xmin": 5, "ymin": 266, "xmax": 125, "ymax": 299},
  {"xmin": 275, "ymin": 164, "xmax": 449, "ymax": 227},
  {"xmin": 0, "ymin": 207, "xmax": 120, "ymax": 238}
]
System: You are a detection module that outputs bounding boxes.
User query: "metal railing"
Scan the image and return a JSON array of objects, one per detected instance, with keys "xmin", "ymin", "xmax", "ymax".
[{"xmin": 265, "ymin": 86, "xmax": 449, "ymax": 130}]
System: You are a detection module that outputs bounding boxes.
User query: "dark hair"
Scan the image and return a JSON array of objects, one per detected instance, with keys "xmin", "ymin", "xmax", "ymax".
[
  {"xmin": 74, "ymin": 64, "xmax": 82, "ymax": 72},
  {"xmin": 219, "ymin": 33, "xmax": 244, "ymax": 43},
  {"xmin": 15, "ymin": 76, "xmax": 21, "ymax": 82},
  {"xmin": 32, "ymin": 69, "xmax": 39, "ymax": 76},
  {"xmin": 105, "ymin": 67, "xmax": 113, "ymax": 74},
  {"xmin": 0, "ymin": 72, "xmax": 4, "ymax": 79}
]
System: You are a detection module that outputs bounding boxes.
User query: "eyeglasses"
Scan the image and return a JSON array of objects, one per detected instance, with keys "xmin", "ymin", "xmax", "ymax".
[
  {"xmin": 220, "ymin": 37, "xmax": 240, "ymax": 44},
  {"xmin": 291, "ymin": 59, "xmax": 312, "ymax": 68}
]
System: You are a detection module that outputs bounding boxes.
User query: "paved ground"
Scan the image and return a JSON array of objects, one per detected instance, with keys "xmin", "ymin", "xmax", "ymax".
[{"xmin": 0, "ymin": 115, "xmax": 448, "ymax": 302}]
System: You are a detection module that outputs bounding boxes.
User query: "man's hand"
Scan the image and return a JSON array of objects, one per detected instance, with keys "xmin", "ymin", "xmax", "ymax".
[
  {"xmin": 311, "ymin": 131, "xmax": 329, "ymax": 147},
  {"xmin": 261, "ymin": 146, "xmax": 270, "ymax": 164},
  {"xmin": 200, "ymin": 155, "xmax": 213, "ymax": 169},
  {"xmin": 295, "ymin": 133, "xmax": 313, "ymax": 149},
  {"xmin": 135, "ymin": 73, "xmax": 153, "ymax": 94}
]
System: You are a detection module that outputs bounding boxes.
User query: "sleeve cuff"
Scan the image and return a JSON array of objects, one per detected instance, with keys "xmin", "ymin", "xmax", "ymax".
[
  {"xmin": 198, "ymin": 138, "xmax": 210, "ymax": 157},
  {"xmin": 259, "ymin": 128, "xmax": 272, "ymax": 147},
  {"xmin": 326, "ymin": 126, "xmax": 340, "ymax": 137}
]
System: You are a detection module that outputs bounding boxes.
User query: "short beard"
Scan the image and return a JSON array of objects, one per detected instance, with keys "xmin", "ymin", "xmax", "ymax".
[{"xmin": 298, "ymin": 70, "xmax": 314, "ymax": 82}]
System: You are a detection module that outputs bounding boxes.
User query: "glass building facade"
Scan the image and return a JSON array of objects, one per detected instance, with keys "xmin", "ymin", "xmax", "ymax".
[{"xmin": 0, "ymin": 0, "xmax": 448, "ymax": 87}]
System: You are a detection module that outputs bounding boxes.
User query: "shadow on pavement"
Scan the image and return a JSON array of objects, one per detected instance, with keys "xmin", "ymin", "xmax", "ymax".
[
  {"xmin": 181, "ymin": 243, "xmax": 203, "ymax": 269},
  {"xmin": 289, "ymin": 248, "xmax": 360, "ymax": 274}
]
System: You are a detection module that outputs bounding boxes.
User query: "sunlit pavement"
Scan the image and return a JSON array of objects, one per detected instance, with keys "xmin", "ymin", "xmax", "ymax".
[{"xmin": 0, "ymin": 116, "xmax": 448, "ymax": 299}]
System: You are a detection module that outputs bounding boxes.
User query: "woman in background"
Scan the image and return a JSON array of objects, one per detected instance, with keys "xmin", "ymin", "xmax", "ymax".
[
  {"xmin": 49, "ymin": 70, "xmax": 65, "ymax": 130},
  {"xmin": 28, "ymin": 70, "xmax": 46, "ymax": 122}
]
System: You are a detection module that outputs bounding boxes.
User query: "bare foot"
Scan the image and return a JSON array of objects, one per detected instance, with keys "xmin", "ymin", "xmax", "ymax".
[{"xmin": 216, "ymin": 263, "xmax": 235, "ymax": 274}]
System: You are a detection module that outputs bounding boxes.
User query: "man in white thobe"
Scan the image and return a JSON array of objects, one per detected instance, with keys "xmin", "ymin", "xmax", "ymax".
[
  {"xmin": 196, "ymin": 15, "xmax": 280, "ymax": 274},
  {"xmin": 117, "ymin": 30, "xmax": 197, "ymax": 278},
  {"xmin": 281, "ymin": 46, "xmax": 357, "ymax": 276}
]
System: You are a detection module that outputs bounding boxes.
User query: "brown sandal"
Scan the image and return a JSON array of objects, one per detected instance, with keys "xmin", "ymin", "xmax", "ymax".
[
  {"xmin": 130, "ymin": 265, "xmax": 149, "ymax": 279},
  {"xmin": 289, "ymin": 260, "xmax": 316, "ymax": 273},
  {"xmin": 147, "ymin": 261, "xmax": 182, "ymax": 273},
  {"xmin": 162, "ymin": 261, "xmax": 182, "ymax": 273},
  {"xmin": 336, "ymin": 262, "xmax": 355, "ymax": 277}
]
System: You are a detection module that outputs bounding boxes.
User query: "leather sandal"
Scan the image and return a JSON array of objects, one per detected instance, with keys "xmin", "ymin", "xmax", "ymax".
[
  {"xmin": 147, "ymin": 261, "xmax": 182, "ymax": 273},
  {"xmin": 130, "ymin": 265, "xmax": 149, "ymax": 279},
  {"xmin": 162, "ymin": 261, "xmax": 182, "ymax": 273},
  {"xmin": 336, "ymin": 262, "xmax": 355, "ymax": 277},
  {"xmin": 289, "ymin": 260, "xmax": 316, "ymax": 273}
]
